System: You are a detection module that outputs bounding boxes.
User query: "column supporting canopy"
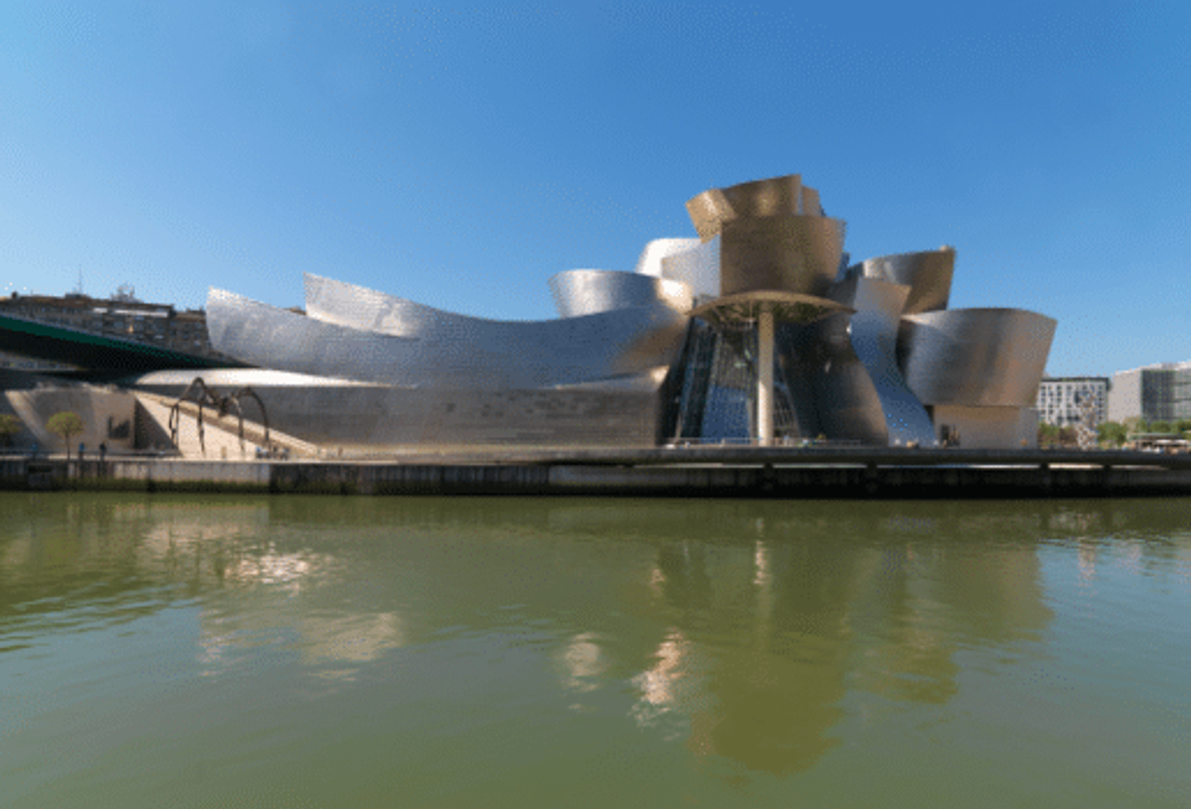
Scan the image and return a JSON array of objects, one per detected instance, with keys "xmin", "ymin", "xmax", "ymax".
[
  {"xmin": 689, "ymin": 291, "xmax": 854, "ymax": 446},
  {"xmin": 688, "ymin": 290, "xmax": 853, "ymax": 328}
]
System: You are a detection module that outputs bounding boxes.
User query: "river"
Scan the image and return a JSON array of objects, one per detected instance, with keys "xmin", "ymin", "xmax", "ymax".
[{"xmin": 2, "ymin": 492, "xmax": 1189, "ymax": 807}]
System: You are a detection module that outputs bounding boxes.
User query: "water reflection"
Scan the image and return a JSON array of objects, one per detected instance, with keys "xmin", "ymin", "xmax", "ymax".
[{"xmin": 2, "ymin": 493, "xmax": 1190, "ymax": 782}]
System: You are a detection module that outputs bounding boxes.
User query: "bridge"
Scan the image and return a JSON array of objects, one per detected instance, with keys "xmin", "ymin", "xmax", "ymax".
[{"xmin": 0, "ymin": 311, "xmax": 248, "ymax": 374}]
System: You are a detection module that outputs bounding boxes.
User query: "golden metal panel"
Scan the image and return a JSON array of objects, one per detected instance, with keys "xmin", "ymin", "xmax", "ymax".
[{"xmin": 719, "ymin": 216, "xmax": 846, "ymax": 297}]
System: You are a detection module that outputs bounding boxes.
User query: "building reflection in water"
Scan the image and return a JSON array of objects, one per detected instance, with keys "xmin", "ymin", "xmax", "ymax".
[
  {"xmin": 555, "ymin": 631, "xmax": 608, "ymax": 695},
  {"xmin": 638, "ymin": 529, "xmax": 855, "ymax": 774},
  {"xmin": 4, "ymin": 493, "xmax": 1191, "ymax": 779},
  {"xmin": 552, "ymin": 501, "xmax": 1072, "ymax": 775}
]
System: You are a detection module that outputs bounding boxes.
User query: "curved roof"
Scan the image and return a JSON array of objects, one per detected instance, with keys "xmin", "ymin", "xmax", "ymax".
[{"xmin": 208, "ymin": 285, "xmax": 690, "ymax": 391}]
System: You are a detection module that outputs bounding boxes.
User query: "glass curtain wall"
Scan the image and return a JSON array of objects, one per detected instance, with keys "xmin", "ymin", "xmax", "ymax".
[{"xmin": 672, "ymin": 322, "xmax": 801, "ymax": 443}]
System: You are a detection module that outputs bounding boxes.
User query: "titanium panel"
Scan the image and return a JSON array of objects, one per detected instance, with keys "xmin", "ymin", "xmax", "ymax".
[
  {"xmin": 659, "ymin": 237, "xmax": 721, "ymax": 299},
  {"xmin": 686, "ymin": 187, "xmax": 740, "ymax": 242},
  {"xmin": 852, "ymin": 248, "xmax": 955, "ymax": 314},
  {"xmin": 633, "ymin": 238, "xmax": 703, "ymax": 277},
  {"xmin": 718, "ymin": 215, "xmax": 846, "ymax": 297},
  {"xmin": 686, "ymin": 175, "xmax": 807, "ymax": 240},
  {"xmin": 209, "ymin": 287, "xmax": 689, "ymax": 391},
  {"xmin": 548, "ymin": 270, "xmax": 692, "ymax": 318},
  {"xmin": 129, "ymin": 368, "xmax": 668, "ymax": 450},
  {"xmin": 793, "ymin": 314, "xmax": 890, "ymax": 444},
  {"xmin": 800, "ymin": 185, "xmax": 821, "ymax": 217},
  {"xmin": 831, "ymin": 276, "xmax": 937, "ymax": 446},
  {"xmin": 898, "ymin": 308, "xmax": 1057, "ymax": 407},
  {"xmin": 683, "ymin": 175, "xmax": 845, "ymax": 297},
  {"xmin": 189, "ymin": 172, "xmax": 1059, "ymax": 451}
]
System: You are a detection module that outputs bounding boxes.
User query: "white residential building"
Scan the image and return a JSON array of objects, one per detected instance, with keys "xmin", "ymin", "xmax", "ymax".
[{"xmin": 1037, "ymin": 377, "xmax": 1109, "ymax": 427}]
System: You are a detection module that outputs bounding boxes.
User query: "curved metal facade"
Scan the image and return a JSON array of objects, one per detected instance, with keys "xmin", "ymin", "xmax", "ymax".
[
  {"xmin": 209, "ymin": 287, "xmax": 689, "ymax": 391},
  {"xmin": 798, "ymin": 313, "xmax": 890, "ymax": 444},
  {"xmin": 898, "ymin": 308, "xmax": 1057, "ymax": 407},
  {"xmin": 833, "ymin": 276, "xmax": 937, "ymax": 445},
  {"xmin": 659, "ymin": 237, "xmax": 721, "ymax": 299},
  {"xmin": 180, "ymin": 173, "xmax": 1057, "ymax": 451},
  {"xmin": 633, "ymin": 238, "xmax": 702, "ymax": 277},
  {"xmin": 719, "ymin": 216, "xmax": 847, "ymax": 298},
  {"xmin": 684, "ymin": 175, "xmax": 845, "ymax": 298},
  {"xmin": 130, "ymin": 367, "xmax": 671, "ymax": 451},
  {"xmin": 686, "ymin": 175, "xmax": 823, "ymax": 239},
  {"xmin": 547, "ymin": 269, "xmax": 692, "ymax": 318},
  {"xmin": 851, "ymin": 248, "xmax": 955, "ymax": 315},
  {"xmin": 663, "ymin": 175, "xmax": 1056, "ymax": 449}
]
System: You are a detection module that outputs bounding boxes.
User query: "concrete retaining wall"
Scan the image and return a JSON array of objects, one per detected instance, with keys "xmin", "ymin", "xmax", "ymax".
[
  {"xmin": 3, "ymin": 383, "xmax": 137, "ymax": 452},
  {"xmin": 4, "ymin": 456, "xmax": 1191, "ymax": 498}
]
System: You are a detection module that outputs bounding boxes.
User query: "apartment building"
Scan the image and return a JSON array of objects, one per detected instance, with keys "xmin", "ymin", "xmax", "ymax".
[{"xmin": 1037, "ymin": 377, "xmax": 1109, "ymax": 427}]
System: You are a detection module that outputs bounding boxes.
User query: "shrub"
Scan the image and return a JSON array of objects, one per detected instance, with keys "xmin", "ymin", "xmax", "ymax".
[{"xmin": 0, "ymin": 414, "xmax": 21, "ymax": 447}]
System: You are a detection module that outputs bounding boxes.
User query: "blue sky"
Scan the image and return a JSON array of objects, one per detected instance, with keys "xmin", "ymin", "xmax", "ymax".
[{"xmin": 2, "ymin": 1, "xmax": 1188, "ymax": 377}]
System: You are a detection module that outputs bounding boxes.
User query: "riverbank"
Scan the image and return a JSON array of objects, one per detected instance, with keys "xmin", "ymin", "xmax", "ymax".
[{"xmin": 4, "ymin": 448, "xmax": 1191, "ymax": 497}]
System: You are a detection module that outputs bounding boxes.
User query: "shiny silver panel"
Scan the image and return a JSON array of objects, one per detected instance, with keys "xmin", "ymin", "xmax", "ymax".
[
  {"xmin": 129, "ymin": 368, "xmax": 669, "ymax": 450},
  {"xmin": 548, "ymin": 270, "xmax": 692, "ymax": 318},
  {"xmin": 659, "ymin": 237, "xmax": 721, "ymax": 299},
  {"xmin": 633, "ymin": 238, "xmax": 703, "ymax": 277},
  {"xmin": 852, "ymin": 248, "xmax": 956, "ymax": 314},
  {"xmin": 209, "ymin": 286, "xmax": 689, "ymax": 391},
  {"xmin": 831, "ymin": 276, "xmax": 937, "ymax": 446},
  {"xmin": 779, "ymin": 316, "xmax": 890, "ymax": 445},
  {"xmin": 193, "ymin": 172, "xmax": 1058, "ymax": 450},
  {"xmin": 898, "ymin": 309, "xmax": 1057, "ymax": 407}
]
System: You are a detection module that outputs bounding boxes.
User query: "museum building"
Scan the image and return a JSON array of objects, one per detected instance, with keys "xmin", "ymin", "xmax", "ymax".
[{"xmin": 130, "ymin": 174, "xmax": 1058, "ymax": 453}]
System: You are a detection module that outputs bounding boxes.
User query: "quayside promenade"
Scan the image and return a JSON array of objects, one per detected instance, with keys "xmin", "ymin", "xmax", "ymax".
[{"xmin": 4, "ymin": 447, "xmax": 1191, "ymax": 498}]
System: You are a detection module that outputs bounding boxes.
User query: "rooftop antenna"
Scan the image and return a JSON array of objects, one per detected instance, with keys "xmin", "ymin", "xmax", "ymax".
[{"xmin": 75, "ymin": 266, "xmax": 84, "ymax": 296}]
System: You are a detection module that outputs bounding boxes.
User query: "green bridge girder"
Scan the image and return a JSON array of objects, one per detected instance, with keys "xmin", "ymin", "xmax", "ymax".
[{"xmin": 0, "ymin": 312, "xmax": 249, "ymax": 373}]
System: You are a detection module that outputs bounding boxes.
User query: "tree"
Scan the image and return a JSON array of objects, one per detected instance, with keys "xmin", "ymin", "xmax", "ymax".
[
  {"xmin": 1038, "ymin": 422, "xmax": 1061, "ymax": 447},
  {"xmin": 1123, "ymin": 416, "xmax": 1148, "ymax": 436},
  {"xmin": 1149, "ymin": 420, "xmax": 1172, "ymax": 434},
  {"xmin": 1058, "ymin": 425, "xmax": 1079, "ymax": 447},
  {"xmin": 46, "ymin": 411, "xmax": 84, "ymax": 460},
  {"xmin": 0, "ymin": 413, "xmax": 21, "ymax": 447},
  {"xmin": 1097, "ymin": 421, "xmax": 1129, "ymax": 447}
]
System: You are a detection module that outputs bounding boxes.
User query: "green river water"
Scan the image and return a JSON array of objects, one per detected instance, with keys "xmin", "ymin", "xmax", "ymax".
[{"xmin": 2, "ymin": 492, "xmax": 1189, "ymax": 808}]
